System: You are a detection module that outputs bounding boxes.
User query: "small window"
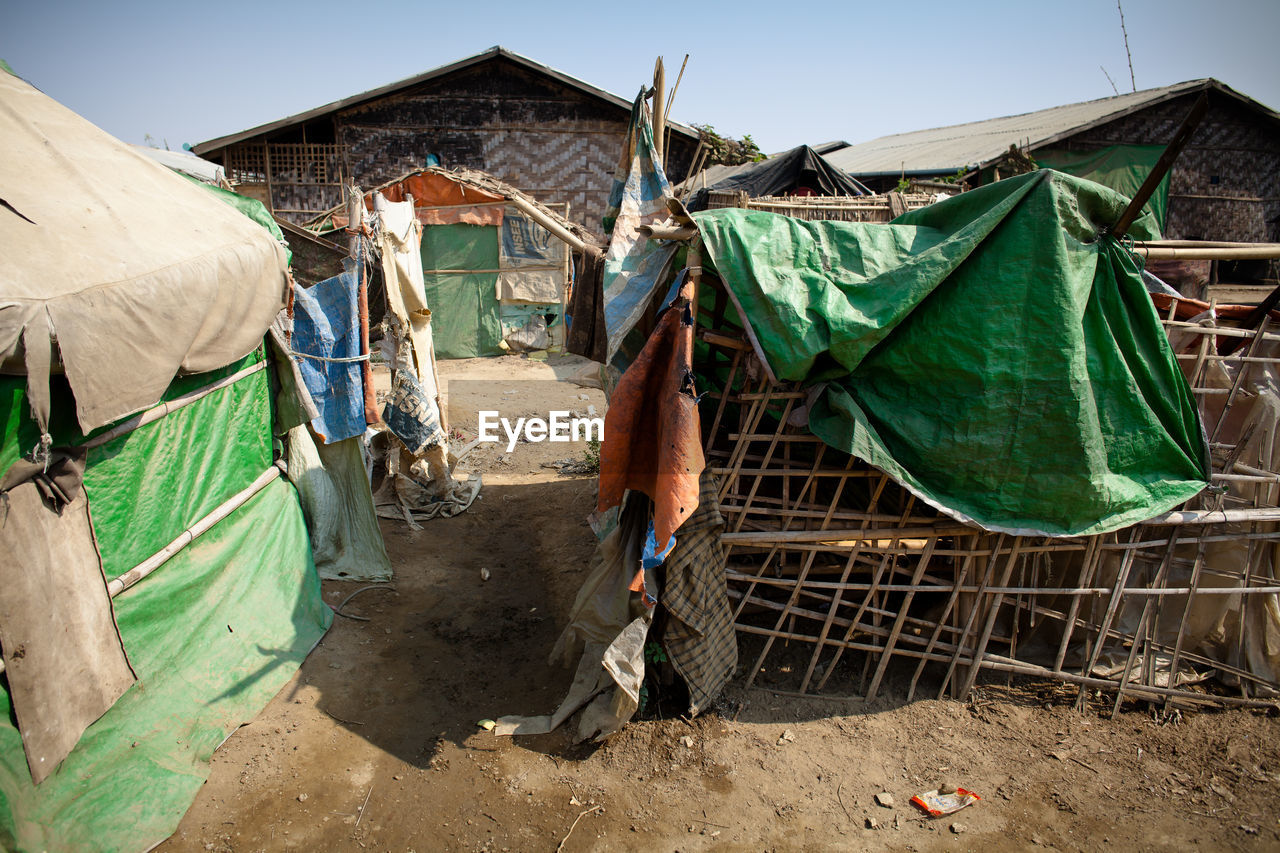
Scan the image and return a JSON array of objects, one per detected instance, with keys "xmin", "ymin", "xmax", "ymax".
[{"xmin": 1209, "ymin": 175, "xmax": 1220, "ymax": 185}]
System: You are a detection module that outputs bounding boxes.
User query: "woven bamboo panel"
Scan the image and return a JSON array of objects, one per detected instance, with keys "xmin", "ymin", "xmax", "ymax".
[{"xmin": 1056, "ymin": 92, "xmax": 1280, "ymax": 244}]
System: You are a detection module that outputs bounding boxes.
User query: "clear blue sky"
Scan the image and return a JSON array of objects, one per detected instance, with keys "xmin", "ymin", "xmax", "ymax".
[{"xmin": 3, "ymin": 0, "xmax": 1277, "ymax": 154}]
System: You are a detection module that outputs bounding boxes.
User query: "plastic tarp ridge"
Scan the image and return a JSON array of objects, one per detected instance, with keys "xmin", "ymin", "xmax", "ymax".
[
  {"xmin": 694, "ymin": 169, "xmax": 1209, "ymax": 537},
  {"xmin": 189, "ymin": 175, "xmax": 293, "ymax": 264},
  {"xmin": 679, "ymin": 144, "xmax": 872, "ymax": 212}
]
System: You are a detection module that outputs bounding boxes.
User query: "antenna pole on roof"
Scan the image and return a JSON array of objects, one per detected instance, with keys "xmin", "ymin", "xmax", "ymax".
[{"xmin": 1117, "ymin": 0, "xmax": 1136, "ymax": 92}]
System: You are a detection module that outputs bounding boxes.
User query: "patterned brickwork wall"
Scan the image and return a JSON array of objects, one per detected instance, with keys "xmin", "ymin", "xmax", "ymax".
[{"xmin": 1050, "ymin": 91, "xmax": 1280, "ymax": 244}]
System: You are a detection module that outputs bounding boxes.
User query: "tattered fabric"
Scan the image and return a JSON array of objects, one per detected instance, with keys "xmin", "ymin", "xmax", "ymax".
[
  {"xmin": 599, "ymin": 89, "xmax": 679, "ymax": 361},
  {"xmin": 567, "ymin": 244, "xmax": 608, "ymax": 363},
  {"xmin": 0, "ymin": 462, "xmax": 135, "ymax": 785},
  {"xmin": 597, "ymin": 276, "xmax": 704, "ymax": 554},
  {"xmin": 661, "ymin": 471, "xmax": 737, "ymax": 715}
]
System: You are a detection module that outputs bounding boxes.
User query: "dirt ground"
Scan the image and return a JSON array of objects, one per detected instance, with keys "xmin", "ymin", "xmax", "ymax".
[{"xmin": 158, "ymin": 354, "xmax": 1280, "ymax": 853}]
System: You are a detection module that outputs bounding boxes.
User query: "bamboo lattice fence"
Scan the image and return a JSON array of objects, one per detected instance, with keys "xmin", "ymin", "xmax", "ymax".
[
  {"xmin": 697, "ymin": 280, "xmax": 1280, "ymax": 710},
  {"xmin": 704, "ymin": 190, "xmax": 936, "ymax": 223}
]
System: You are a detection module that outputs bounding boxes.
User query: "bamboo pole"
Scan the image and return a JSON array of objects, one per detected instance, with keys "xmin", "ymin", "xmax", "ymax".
[
  {"xmin": 865, "ymin": 538, "xmax": 938, "ymax": 699},
  {"xmin": 958, "ymin": 538, "xmax": 1026, "ymax": 700},
  {"xmin": 1212, "ymin": 316, "xmax": 1269, "ymax": 439},
  {"xmin": 938, "ymin": 535, "xmax": 1004, "ymax": 699},
  {"xmin": 508, "ymin": 196, "xmax": 588, "ymax": 253},
  {"xmin": 1110, "ymin": 529, "xmax": 1182, "ymax": 713},
  {"xmin": 1140, "ymin": 239, "xmax": 1280, "ymax": 249},
  {"xmin": 1133, "ymin": 246, "xmax": 1280, "ymax": 261},
  {"xmin": 106, "ymin": 465, "xmax": 282, "ymax": 597},
  {"xmin": 652, "ymin": 58, "xmax": 666, "ymax": 169},
  {"xmin": 638, "ymin": 223, "xmax": 698, "ymax": 241},
  {"xmin": 663, "ymin": 54, "xmax": 688, "ymax": 162},
  {"xmin": 1075, "ymin": 527, "xmax": 1142, "ymax": 709},
  {"xmin": 346, "ymin": 187, "xmax": 379, "ymax": 426}
]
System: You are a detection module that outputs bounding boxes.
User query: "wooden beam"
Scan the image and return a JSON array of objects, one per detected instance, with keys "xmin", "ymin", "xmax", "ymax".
[{"xmin": 1113, "ymin": 92, "xmax": 1209, "ymax": 239}]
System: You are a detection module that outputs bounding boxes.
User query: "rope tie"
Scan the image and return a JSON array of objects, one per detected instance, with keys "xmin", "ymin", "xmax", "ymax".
[{"xmin": 291, "ymin": 351, "xmax": 371, "ymax": 364}]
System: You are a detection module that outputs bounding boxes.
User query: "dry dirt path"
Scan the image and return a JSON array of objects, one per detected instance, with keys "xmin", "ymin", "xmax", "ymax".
[{"xmin": 159, "ymin": 355, "xmax": 1280, "ymax": 853}]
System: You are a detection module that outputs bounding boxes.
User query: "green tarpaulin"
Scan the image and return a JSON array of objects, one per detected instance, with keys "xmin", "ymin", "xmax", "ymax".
[
  {"xmin": 1036, "ymin": 144, "xmax": 1169, "ymax": 233},
  {"xmin": 421, "ymin": 223, "xmax": 504, "ymax": 359},
  {"xmin": 694, "ymin": 169, "xmax": 1208, "ymax": 537},
  {"xmin": 0, "ymin": 354, "xmax": 331, "ymax": 852}
]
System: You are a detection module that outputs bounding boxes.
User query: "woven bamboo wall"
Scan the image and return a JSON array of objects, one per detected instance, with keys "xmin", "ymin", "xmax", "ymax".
[
  {"xmin": 335, "ymin": 59, "xmax": 697, "ymax": 230},
  {"xmin": 209, "ymin": 57, "xmax": 697, "ymax": 228},
  {"xmin": 1055, "ymin": 92, "xmax": 1280, "ymax": 245}
]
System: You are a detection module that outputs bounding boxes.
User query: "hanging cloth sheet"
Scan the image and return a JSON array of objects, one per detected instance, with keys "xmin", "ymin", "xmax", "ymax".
[
  {"xmin": 0, "ymin": 452, "xmax": 136, "ymax": 785},
  {"xmin": 567, "ymin": 245, "xmax": 608, "ymax": 363},
  {"xmin": 661, "ymin": 471, "xmax": 736, "ymax": 716},
  {"xmin": 291, "ymin": 260, "xmax": 367, "ymax": 444},
  {"xmin": 599, "ymin": 89, "xmax": 680, "ymax": 362},
  {"xmin": 285, "ymin": 425, "xmax": 392, "ymax": 582},
  {"xmin": 597, "ymin": 275, "xmax": 704, "ymax": 556},
  {"xmin": 497, "ymin": 207, "xmax": 566, "ymax": 304}
]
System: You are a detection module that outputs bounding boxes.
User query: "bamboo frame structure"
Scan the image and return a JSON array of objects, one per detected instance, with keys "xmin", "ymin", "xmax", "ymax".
[
  {"xmin": 698, "ymin": 285, "xmax": 1280, "ymax": 710},
  {"xmin": 704, "ymin": 190, "xmax": 937, "ymax": 224}
]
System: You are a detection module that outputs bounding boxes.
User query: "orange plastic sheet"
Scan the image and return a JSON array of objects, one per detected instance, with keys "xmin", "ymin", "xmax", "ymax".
[
  {"xmin": 1148, "ymin": 290, "xmax": 1279, "ymax": 323},
  {"xmin": 370, "ymin": 172, "xmax": 506, "ymax": 227},
  {"xmin": 597, "ymin": 279, "xmax": 704, "ymax": 553}
]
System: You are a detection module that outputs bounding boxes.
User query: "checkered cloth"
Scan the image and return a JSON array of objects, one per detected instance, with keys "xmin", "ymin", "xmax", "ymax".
[{"xmin": 662, "ymin": 471, "xmax": 737, "ymax": 715}]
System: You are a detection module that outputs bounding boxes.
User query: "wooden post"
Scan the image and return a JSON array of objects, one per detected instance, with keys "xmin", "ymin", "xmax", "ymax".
[
  {"xmin": 347, "ymin": 186, "xmax": 379, "ymax": 426},
  {"xmin": 263, "ymin": 142, "xmax": 275, "ymax": 216},
  {"xmin": 664, "ymin": 53, "xmax": 689, "ymax": 168},
  {"xmin": 1112, "ymin": 92, "xmax": 1209, "ymax": 239},
  {"xmin": 652, "ymin": 57, "xmax": 666, "ymax": 169}
]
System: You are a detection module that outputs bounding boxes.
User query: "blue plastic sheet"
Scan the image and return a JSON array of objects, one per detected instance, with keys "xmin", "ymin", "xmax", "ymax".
[{"xmin": 291, "ymin": 260, "xmax": 366, "ymax": 444}]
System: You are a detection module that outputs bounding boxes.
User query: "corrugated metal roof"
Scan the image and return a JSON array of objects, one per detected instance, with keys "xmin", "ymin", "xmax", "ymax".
[
  {"xmin": 194, "ymin": 46, "xmax": 697, "ymax": 154},
  {"xmin": 826, "ymin": 79, "xmax": 1277, "ymax": 177}
]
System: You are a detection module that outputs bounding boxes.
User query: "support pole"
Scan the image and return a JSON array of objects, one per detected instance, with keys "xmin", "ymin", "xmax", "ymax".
[
  {"xmin": 347, "ymin": 186, "xmax": 379, "ymax": 425},
  {"xmin": 652, "ymin": 57, "xmax": 666, "ymax": 169}
]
